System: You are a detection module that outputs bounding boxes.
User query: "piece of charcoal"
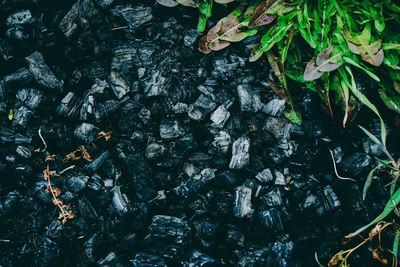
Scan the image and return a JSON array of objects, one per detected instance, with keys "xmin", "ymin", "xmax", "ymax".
[
  {"xmin": 263, "ymin": 117, "xmax": 293, "ymax": 140},
  {"xmin": 174, "ymin": 168, "xmax": 216, "ymax": 198},
  {"xmin": 263, "ymin": 99, "xmax": 285, "ymax": 116},
  {"xmin": 3, "ymin": 68, "xmax": 33, "ymax": 89},
  {"xmin": 112, "ymin": 5, "xmax": 152, "ymax": 29},
  {"xmin": 108, "ymin": 70, "xmax": 130, "ymax": 99},
  {"xmin": 59, "ymin": 0, "xmax": 102, "ymax": 38},
  {"xmin": 233, "ymin": 185, "xmax": 253, "ymax": 218},
  {"xmin": 229, "ymin": 136, "xmax": 250, "ymax": 169},
  {"xmin": 111, "ymin": 186, "xmax": 131, "ymax": 215},
  {"xmin": 209, "ymin": 131, "xmax": 231, "ymax": 155},
  {"xmin": 182, "ymin": 249, "xmax": 215, "ymax": 266},
  {"xmin": 274, "ymin": 170, "xmax": 286, "ymax": 185},
  {"xmin": 210, "ymin": 105, "xmax": 230, "ymax": 129},
  {"xmin": 6, "ymin": 10, "xmax": 32, "ymax": 26},
  {"xmin": 236, "ymin": 84, "xmax": 262, "ymax": 112},
  {"xmin": 56, "ymin": 92, "xmax": 81, "ymax": 117},
  {"xmin": 188, "ymin": 94, "xmax": 216, "ymax": 121},
  {"xmin": 149, "ymin": 215, "xmax": 191, "ymax": 245},
  {"xmin": 74, "ymin": 123, "xmax": 99, "ymax": 143},
  {"xmin": 255, "ymin": 168, "xmax": 273, "ymax": 183},
  {"xmin": 130, "ymin": 253, "xmax": 165, "ymax": 267},
  {"xmin": 66, "ymin": 176, "xmax": 88, "ymax": 193},
  {"xmin": 143, "ymin": 69, "xmax": 171, "ymax": 97},
  {"xmin": 25, "ymin": 52, "xmax": 63, "ymax": 91},
  {"xmin": 85, "ymin": 151, "xmax": 110, "ymax": 173},
  {"xmin": 12, "ymin": 106, "xmax": 32, "ymax": 127},
  {"xmin": 15, "ymin": 145, "xmax": 31, "ymax": 159},
  {"xmin": 260, "ymin": 188, "xmax": 283, "ymax": 207},
  {"xmin": 159, "ymin": 119, "xmax": 183, "ymax": 139}
]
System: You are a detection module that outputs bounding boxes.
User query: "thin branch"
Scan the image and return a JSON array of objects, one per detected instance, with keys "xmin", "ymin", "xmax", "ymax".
[
  {"xmin": 59, "ymin": 165, "xmax": 75, "ymax": 175},
  {"xmin": 329, "ymin": 149, "xmax": 356, "ymax": 182}
]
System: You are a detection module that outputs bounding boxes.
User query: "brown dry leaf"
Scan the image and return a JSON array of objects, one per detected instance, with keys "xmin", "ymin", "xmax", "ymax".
[
  {"xmin": 304, "ymin": 46, "xmax": 342, "ymax": 81},
  {"xmin": 369, "ymin": 222, "xmax": 384, "ymax": 238},
  {"xmin": 54, "ymin": 188, "xmax": 61, "ymax": 197},
  {"xmin": 176, "ymin": 0, "xmax": 198, "ymax": 7},
  {"xmin": 215, "ymin": 0, "xmax": 235, "ymax": 3},
  {"xmin": 207, "ymin": 21, "xmax": 231, "ymax": 51},
  {"xmin": 372, "ymin": 248, "xmax": 388, "ymax": 265},
  {"xmin": 52, "ymin": 198, "xmax": 62, "ymax": 206},
  {"xmin": 248, "ymin": 0, "xmax": 278, "ymax": 27},
  {"xmin": 361, "ymin": 49, "xmax": 384, "ymax": 66},
  {"xmin": 45, "ymin": 154, "xmax": 56, "ymax": 162},
  {"xmin": 198, "ymin": 35, "xmax": 212, "ymax": 54},
  {"xmin": 63, "ymin": 145, "xmax": 92, "ymax": 162},
  {"xmin": 328, "ymin": 251, "xmax": 344, "ymax": 267},
  {"xmin": 93, "ymin": 131, "xmax": 112, "ymax": 143}
]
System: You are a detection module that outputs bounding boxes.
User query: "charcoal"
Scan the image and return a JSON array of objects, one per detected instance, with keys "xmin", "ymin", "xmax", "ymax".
[
  {"xmin": 236, "ymin": 84, "xmax": 262, "ymax": 112},
  {"xmin": 255, "ymin": 168, "xmax": 273, "ymax": 183},
  {"xmin": 263, "ymin": 99, "xmax": 286, "ymax": 116},
  {"xmin": 15, "ymin": 145, "xmax": 31, "ymax": 158},
  {"xmin": 111, "ymin": 186, "xmax": 131, "ymax": 215},
  {"xmin": 183, "ymin": 29, "xmax": 201, "ymax": 47},
  {"xmin": 174, "ymin": 168, "xmax": 216, "ymax": 198},
  {"xmin": 259, "ymin": 208, "xmax": 286, "ymax": 231},
  {"xmin": 182, "ymin": 249, "xmax": 215, "ymax": 266},
  {"xmin": 272, "ymin": 240, "xmax": 294, "ymax": 262},
  {"xmin": 25, "ymin": 52, "xmax": 64, "ymax": 91},
  {"xmin": 263, "ymin": 117, "xmax": 292, "ymax": 139},
  {"xmin": 56, "ymin": 92, "xmax": 81, "ymax": 117},
  {"xmin": 12, "ymin": 106, "xmax": 32, "ymax": 127},
  {"xmin": 84, "ymin": 233, "xmax": 99, "ymax": 262},
  {"xmin": 149, "ymin": 215, "xmax": 191, "ymax": 245},
  {"xmin": 3, "ymin": 68, "xmax": 33, "ymax": 88},
  {"xmin": 145, "ymin": 142, "xmax": 166, "ymax": 160},
  {"xmin": 112, "ymin": 5, "xmax": 152, "ymax": 29},
  {"xmin": 85, "ymin": 151, "xmax": 110, "ymax": 173},
  {"xmin": 94, "ymin": 0, "xmax": 114, "ymax": 8},
  {"xmin": 108, "ymin": 70, "xmax": 130, "ymax": 99},
  {"xmin": 66, "ymin": 175, "xmax": 88, "ymax": 193},
  {"xmin": 23, "ymin": 89, "xmax": 45, "ymax": 110},
  {"xmin": 130, "ymin": 253, "xmax": 165, "ymax": 267},
  {"xmin": 339, "ymin": 152, "xmax": 373, "ymax": 177},
  {"xmin": 6, "ymin": 26, "xmax": 29, "ymax": 41},
  {"xmin": 14, "ymin": 133, "xmax": 31, "ymax": 144},
  {"xmin": 143, "ymin": 69, "xmax": 171, "ymax": 97},
  {"xmin": 261, "ymin": 188, "xmax": 283, "ymax": 207},
  {"xmin": 59, "ymin": 0, "xmax": 102, "ymax": 38},
  {"xmin": 209, "ymin": 130, "xmax": 231, "ymax": 155},
  {"xmin": 226, "ymin": 224, "xmax": 245, "ymax": 247},
  {"xmin": 6, "ymin": 10, "xmax": 32, "ymax": 26},
  {"xmin": 159, "ymin": 119, "xmax": 183, "ymax": 139},
  {"xmin": 233, "ymin": 185, "xmax": 253, "ymax": 218},
  {"xmin": 74, "ymin": 122, "xmax": 99, "ymax": 143},
  {"xmin": 78, "ymin": 197, "xmax": 98, "ymax": 219},
  {"xmin": 188, "ymin": 94, "xmax": 216, "ymax": 121},
  {"xmin": 210, "ymin": 105, "xmax": 230, "ymax": 129},
  {"xmin": 322, "ymin": 185, "xmax": 341, "ymax": 210},
  {"xmin": 229, "ymin": 136, "xmax": 250, "ymax": 169},
  {"xmin": 274, "ymin": 170, "xmax": 286, "ymax": 185}
]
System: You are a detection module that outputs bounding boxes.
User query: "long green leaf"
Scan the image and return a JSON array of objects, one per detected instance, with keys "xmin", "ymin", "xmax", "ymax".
[
  {"xmin": 393, "ymin": 230, "xmax": 400, "ymax": 267},
  {"xmin": 348, "ymin": 187, "xmax": 400, "ymax": 237},
  {"xmin": 363, "ymin": 163, "xmax": 382, "ymax": 200},
  {"xmin": 343, "ymin": 57, "xmax": 380, "ymax": 82},
  {"xmin": 345, "ymin": 66, "xmax": 387, "ymax": 146},
  {"xmin": 315, "ymin": 252, "xmax": 326, "ymax": 267}
]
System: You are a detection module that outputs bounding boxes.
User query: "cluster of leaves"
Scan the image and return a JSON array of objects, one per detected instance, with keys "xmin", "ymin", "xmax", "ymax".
[{"xmin": 159, "ymin": 0, "xmax": 400, "ymax": 125}]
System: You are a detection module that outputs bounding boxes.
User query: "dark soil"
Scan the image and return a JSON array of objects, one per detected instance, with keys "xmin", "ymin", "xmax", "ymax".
[{"xmin": 0, "ymin": 1, "xmax": 399, "ymax": 266}]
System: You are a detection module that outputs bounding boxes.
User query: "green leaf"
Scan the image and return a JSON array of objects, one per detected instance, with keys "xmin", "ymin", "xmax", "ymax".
[
  {"xmin": 348, "ymin": 186, "xmax": 400, "ymax": 237},
  {"xmin": 284, "ymin": 109, "xmax": 302, "ymax": 124},
  {"xmin": 362, "ymin": 164, "xmax": 382, "ymax": 200},
  {"xmin": 8, "ymin": 109, "xmax": 13, "ymax": 120},
  {"xmin": 249, "ymin": 43, "xmax": 264, "ymax": 62},
  {"xmin": 345, "ymin": 66, "xmax": 387, "ymax": 146},
  {"xmin": 343, "ymin": 56, "xmax": 380, "ymax": 82},
  {"xmin": 315, "ymin": 252, "xmax": 326, "ymax": 267},
  {"xmin": 393, "ymin": 230, "xmax": 400, "ymax": 267},
  {"xmin": 382, "ymin": 43, "xmax": 400, "ymax": 50}
]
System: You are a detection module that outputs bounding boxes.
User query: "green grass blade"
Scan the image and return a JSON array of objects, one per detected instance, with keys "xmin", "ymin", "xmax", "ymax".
[
  {"xmin": 315, "ymin": 252, "xmax": 326, "ymax": 267},
  {"xmin": 345, "ymin": 66, "xmax": 387, "ymax": 146},
  {"xmin": 343, "ymin": 57, "xmax": 380, "ymax": 82},
  {"xmin": 363, "ymin": 164, "xmax": 381, "ymax": 200},
  {"xmin": 393, "ymin": 230, "xmax": 400, "ymax": 267},
  {"xmin": 350, "ymin": 187, "xmax": 400, "ymax": 237}
]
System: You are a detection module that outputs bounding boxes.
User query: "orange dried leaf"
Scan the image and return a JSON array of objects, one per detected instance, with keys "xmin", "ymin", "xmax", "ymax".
[{"xmin": 372, "ymin": 248, "xmax": 388, "ymax": 264}]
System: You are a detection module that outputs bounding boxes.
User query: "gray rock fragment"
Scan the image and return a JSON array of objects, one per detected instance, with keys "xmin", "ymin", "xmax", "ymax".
[
  {"xmin": 56, "ymin": 92, "xmax": 81, "ymax": 118},
  {"xmin": 274, "ymin": 170, "xmax": 286, "ymax": 185},
  {"xmin": 74, "ymin": 123, "xmax": 99, "ymax": 143},
  {"xmin": 263, "ymin": 117, "xmax": 293, "ymax": 139},
  {"xmin": 209, "ymin": 131, "xmax": 231, "ymax": 155},
  {"xmin": 109, "ymin": 71, "xmax": 130, "ymax": 99},
  {"xmin": 112, "ymin": 5, "xmax": 152, "ymax": 29}
]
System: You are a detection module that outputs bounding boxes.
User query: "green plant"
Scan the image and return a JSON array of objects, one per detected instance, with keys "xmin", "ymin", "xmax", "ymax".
[{"xmin": 156, "ymin": 0, "xmax": 400, "ymax": 125}]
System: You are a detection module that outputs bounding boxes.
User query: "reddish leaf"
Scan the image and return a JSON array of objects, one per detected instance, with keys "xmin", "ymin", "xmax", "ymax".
[
  {"xmin": 156, "ymin": 0, "xmax": 179, "ymax": 7},
  {"xmin": 248, "ymin": 0, "xmax": 278, "ymax": 27}
]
